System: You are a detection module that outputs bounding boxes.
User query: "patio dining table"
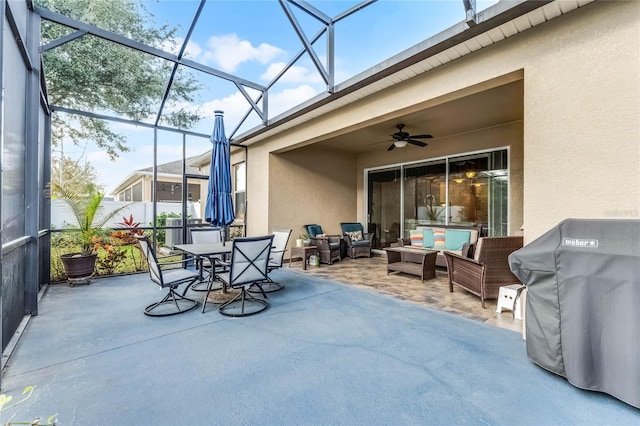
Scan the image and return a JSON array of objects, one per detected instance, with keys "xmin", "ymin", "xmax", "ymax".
[{"xmin": 173, "ymin": 243, "xmax": 234, "ymax": 302}]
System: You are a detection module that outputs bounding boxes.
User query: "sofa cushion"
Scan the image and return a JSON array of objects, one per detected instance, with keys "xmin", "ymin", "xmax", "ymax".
[
  {"xmin": 352, "ymin": 239, "xmax": 370, "ymax": 246},
  {"xmin": 347, "ymin": 230, "xmax": 363, "ymax": 241},
  {"xmin": 433, "ymin": 229, "xmax": 446, "ymax": 249},
  {"xmin": 445, "ymin": 229, "xmax": 472, "ymax": 251},
  {"xmin": 409, "ymin": 230, "xmax": 423, "ymax": 247},
  {"xmin": 422, "ymin": 228, "xmax": 434, "ymax": 248}
]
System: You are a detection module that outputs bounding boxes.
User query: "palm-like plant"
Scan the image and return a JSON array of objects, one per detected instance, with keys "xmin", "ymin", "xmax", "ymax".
[{"xmin": 53, "ymin": 184, "xmax": 130, "ymax": 254}]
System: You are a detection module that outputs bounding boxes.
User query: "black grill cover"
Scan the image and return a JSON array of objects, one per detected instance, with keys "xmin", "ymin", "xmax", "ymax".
[{"xmin": 508, "ymin": 219, "xmax": 640, "ymax": 409}]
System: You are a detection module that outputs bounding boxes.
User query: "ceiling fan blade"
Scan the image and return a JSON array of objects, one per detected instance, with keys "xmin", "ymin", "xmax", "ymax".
[
  {"xmin": 407, "ymin": 139, "xmax": 427, "ymax": 147},
  {"xmin": 387, "ymin": 143, "xmax": 396, "ymax": 151},
  {"xmin": 410, "ymin": 134, "xmax": 433, "ymax": 139}
]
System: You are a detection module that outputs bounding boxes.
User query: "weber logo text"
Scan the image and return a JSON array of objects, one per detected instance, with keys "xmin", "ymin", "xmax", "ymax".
[{"xmin": 562, "ymin": 238, "xmax": 598, "ymax": 248}]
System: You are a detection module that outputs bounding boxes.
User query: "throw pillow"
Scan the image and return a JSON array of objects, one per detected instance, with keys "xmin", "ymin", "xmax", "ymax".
[
  {"xmin": 422, "ymin": 228, "xmax": 435, "ymax": 248},
  {"xmin": 433, "ymin": 230, "xmax": 446, "ymax": 249},
  {"xmin": 409, "ymin": 230, "xmax": 423, "ymax": 247},
  {"xmin": 445, "ymin": 229, "xmax": 471, "ymax": 251},
  {"xmin": 347, "ymin": 230, "xmax": 363, "ymax": 241}
]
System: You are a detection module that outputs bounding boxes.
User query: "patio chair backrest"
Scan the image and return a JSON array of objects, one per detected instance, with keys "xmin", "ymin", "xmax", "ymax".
[
  {"xmin": 190, "ymin": 227, "xmax": 222, "ymax": 244},
  {"xmin": 304, "ymin": 224, "xmax": 324, "ymax": 238},
  {"xmin": 228, "ymin": 235, "xmax": 274, "ymax": 287},
  {"xmin": 270, "ymin": 229, "xmax": 292, "ymax": 267},
  {"xmin": 340, "ymin": 222, "xmax": 364, "ymax": 234},
  {"xmin": 190, "ymin": 227, "xmax": 223, "ymax": 262},
  {"xmin": 136, "ymin": 235, "xmax": 163, "ymax": 286}
]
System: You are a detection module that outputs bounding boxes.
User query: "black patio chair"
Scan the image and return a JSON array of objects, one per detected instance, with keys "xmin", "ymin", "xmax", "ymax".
[
  {"xmin": 217, "ymin": 235, "xmax": 275, "ymax": 317},
  {"xmin": 136, "ymin": 235, "xmax": 198, "ymax": 317}
]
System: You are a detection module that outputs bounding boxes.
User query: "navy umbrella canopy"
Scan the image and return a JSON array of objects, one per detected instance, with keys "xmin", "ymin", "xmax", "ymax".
[{"xmin": 204, "ymin": 111, "xmax": 235, "ymax": 238}]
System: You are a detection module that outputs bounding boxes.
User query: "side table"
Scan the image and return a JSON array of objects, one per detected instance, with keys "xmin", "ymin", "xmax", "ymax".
[{"xmin": 289, "ymin": 245, "xmax": 319, "ymax": 270}]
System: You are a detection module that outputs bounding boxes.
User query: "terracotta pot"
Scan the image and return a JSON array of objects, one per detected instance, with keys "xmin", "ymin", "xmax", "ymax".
[{"xmin": 60, "ymin": 252, "xmax": 97, "ymax": 286}]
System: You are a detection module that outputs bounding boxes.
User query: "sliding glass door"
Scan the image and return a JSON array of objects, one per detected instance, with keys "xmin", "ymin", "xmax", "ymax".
[
  {"xmin": 367, "ymin": 167, "xmax": 401, "ymax": 249},
  {"xmin": 403, "ymin": 160, "xmax": 446, "ymax": 238},
  {"xmin": 366, "ymin": 149, "xmax": 509, "ymax": 244}
]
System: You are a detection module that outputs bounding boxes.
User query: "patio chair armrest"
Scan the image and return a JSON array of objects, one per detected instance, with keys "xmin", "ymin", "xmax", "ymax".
[
  {"xmin": 443, "ymin": 250, "xmax": 482, "ymax": 266},
  {"xmin": 157, "ymin": 258, "xmax": 194, "ymax": 269}
]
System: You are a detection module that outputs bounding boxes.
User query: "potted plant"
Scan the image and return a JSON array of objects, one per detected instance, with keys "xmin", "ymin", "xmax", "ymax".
[
  {"xmin": 300, "ymin": 232, "xmax": 311, "ymax": 247},
  {"xmin": 54, "ymin": 184, "xmax": 130, "ymax": 285}
]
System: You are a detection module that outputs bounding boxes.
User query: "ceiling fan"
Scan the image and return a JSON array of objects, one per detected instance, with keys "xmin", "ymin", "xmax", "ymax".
[{"xmin": 387, "ymin": 124, "xmax": 433, "ymax": 151}]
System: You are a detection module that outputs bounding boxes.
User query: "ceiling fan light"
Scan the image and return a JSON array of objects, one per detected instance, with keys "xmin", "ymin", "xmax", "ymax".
[
  {"xmin": 394, "ymin": 140, "xmax": 408, "ymax": 148},
  {"xmin": 465, "ymin": 171, "xmax": 476, "ymax": 179}
]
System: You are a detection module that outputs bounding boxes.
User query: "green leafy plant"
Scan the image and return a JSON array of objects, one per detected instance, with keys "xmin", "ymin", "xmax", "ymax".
[
  {"xmin": 53, "ymin": 184, "xmax": 130, "ymax": 254},
  {"xmin": 150, "ymin": 212, "xmax": 181, "ymax": 247},
  {"xmin": 0, "ymin": 386, "xmax": 57, "ymax": 425},
  {"xmin": 92, "ymin": 236, "xmax": 128, "ymax": 275}
]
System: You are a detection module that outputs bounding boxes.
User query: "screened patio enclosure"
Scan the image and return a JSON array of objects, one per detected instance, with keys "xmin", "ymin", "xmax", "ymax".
[
  {"xmin": 2, "ymin": 0, "xmax": 511, "ymax": 354},
  {"xmin": 3, "ymin": 0, "xmax": 628, "ymax": 374}
]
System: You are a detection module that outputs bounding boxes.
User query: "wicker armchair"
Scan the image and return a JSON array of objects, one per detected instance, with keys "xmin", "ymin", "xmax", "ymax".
[
  {"xmin": 340, "ymin": 222, "xmax": 373, "ymax": 259},
  {"xmin": 444, "ymin": 236, "xmax": 523, "ymax": 308},
  {"xmin": 311, "ymin": 235, "xmax": 342, "ymax": 265}
]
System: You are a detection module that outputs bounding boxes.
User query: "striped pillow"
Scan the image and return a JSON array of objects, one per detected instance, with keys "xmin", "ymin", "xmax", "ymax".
[
  {"xmin": 409, "ymin": 230, "xmax": 423, "ymax": 247},
  {"xmin": 433, "ymin": 230, "xmax": 446, "ymax": 249}
]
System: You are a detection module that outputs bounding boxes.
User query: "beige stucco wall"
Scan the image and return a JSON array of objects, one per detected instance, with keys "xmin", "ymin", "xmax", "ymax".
[
  {"xmin": 244, "ymin": 1, "xmax": 639, "ymax": 243},
  {"xmin": 269, "ymin": 145, "xmax": 357, "ymax": 239}
]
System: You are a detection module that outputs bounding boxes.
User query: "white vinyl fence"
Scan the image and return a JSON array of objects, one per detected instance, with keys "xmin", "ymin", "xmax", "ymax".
[{"xmin": 51, "ymin": 200, "xmax": 202, "ymax": 230}]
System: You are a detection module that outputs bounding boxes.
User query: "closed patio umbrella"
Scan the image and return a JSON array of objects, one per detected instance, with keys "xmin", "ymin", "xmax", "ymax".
[{"xmin": 204, "ymin": 110, "xmax": 235, "ymax": 244}]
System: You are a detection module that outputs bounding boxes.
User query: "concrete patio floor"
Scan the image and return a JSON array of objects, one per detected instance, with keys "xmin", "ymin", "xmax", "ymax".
[
  {"xmin": 1, "ymin": 257, "xmax": 637, "ymax": 425},
  {"xmin": 289, "ymin": 253, "xmax": 524, "ymax": 333}
]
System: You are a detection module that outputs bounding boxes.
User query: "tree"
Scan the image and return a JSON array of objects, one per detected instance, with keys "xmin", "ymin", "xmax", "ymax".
[
  {"xmin": 51, "ymin": 153, "xmax": 102, "ymax": 195},
  {"xmin": 39, "ymin": 0, "xmax": 203, "ymax": 160}
]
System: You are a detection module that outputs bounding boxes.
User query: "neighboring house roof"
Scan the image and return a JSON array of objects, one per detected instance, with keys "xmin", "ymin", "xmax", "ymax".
[
  {"xmin": 110, "ymin": 156, "xmax": 202, "ymax": 196},
  {"xmin": 138, "ymin": 158, "xmax": 201, "ymax": 175}
]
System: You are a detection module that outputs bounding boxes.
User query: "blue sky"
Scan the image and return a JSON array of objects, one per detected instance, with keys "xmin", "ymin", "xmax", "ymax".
[{"xmin": 69, "ymin": 0, "xmax": 499, "ymax": 193}]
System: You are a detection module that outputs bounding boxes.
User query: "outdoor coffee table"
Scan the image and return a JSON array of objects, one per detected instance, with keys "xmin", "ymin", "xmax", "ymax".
[
  {"xmin": 384, "ymin": 246, "xmax": 438, "ymax": 282},
  {"xmin": 289, "ymin": 245, "xmax": 319, "ymax": 270}
]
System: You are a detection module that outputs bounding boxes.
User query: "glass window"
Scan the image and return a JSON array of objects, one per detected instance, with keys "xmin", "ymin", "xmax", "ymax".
[
  {"xmin": 403, "ymin": 161, "xmax": 447, "ymax": 237},
  {"xmin": 233, "ymin": 162, "xmax": 246, "ymax": 222},
  {"xmin": 448, "ymin": 150, "xmax": 508, "ymax": 236},
  {"xmin": 132, "ymin": 182, "xmax": 143, "ymax": 202},
  {"xmin": 367, "ymin": 167, "xmax": 401, "ymax": 249}
]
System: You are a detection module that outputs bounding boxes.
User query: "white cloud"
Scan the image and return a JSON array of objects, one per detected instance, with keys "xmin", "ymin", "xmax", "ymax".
[
  {"xmin": 268, "ymin": 85, "xmax": 320, "ymax": 117},
  {"xmin": 185, "ymin": 40, "xmax": 203, "ymax": 59},
  {"xmin": 203, "ymin": 33, "xmax": 284, "ymax": 72},
  {"xmin": 260, "ymin": 62, "xmax": 323, "ymax": 84},
  {"xmin": 159, "ymin": 37, "xmax": 203, "ymax": 59}
]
